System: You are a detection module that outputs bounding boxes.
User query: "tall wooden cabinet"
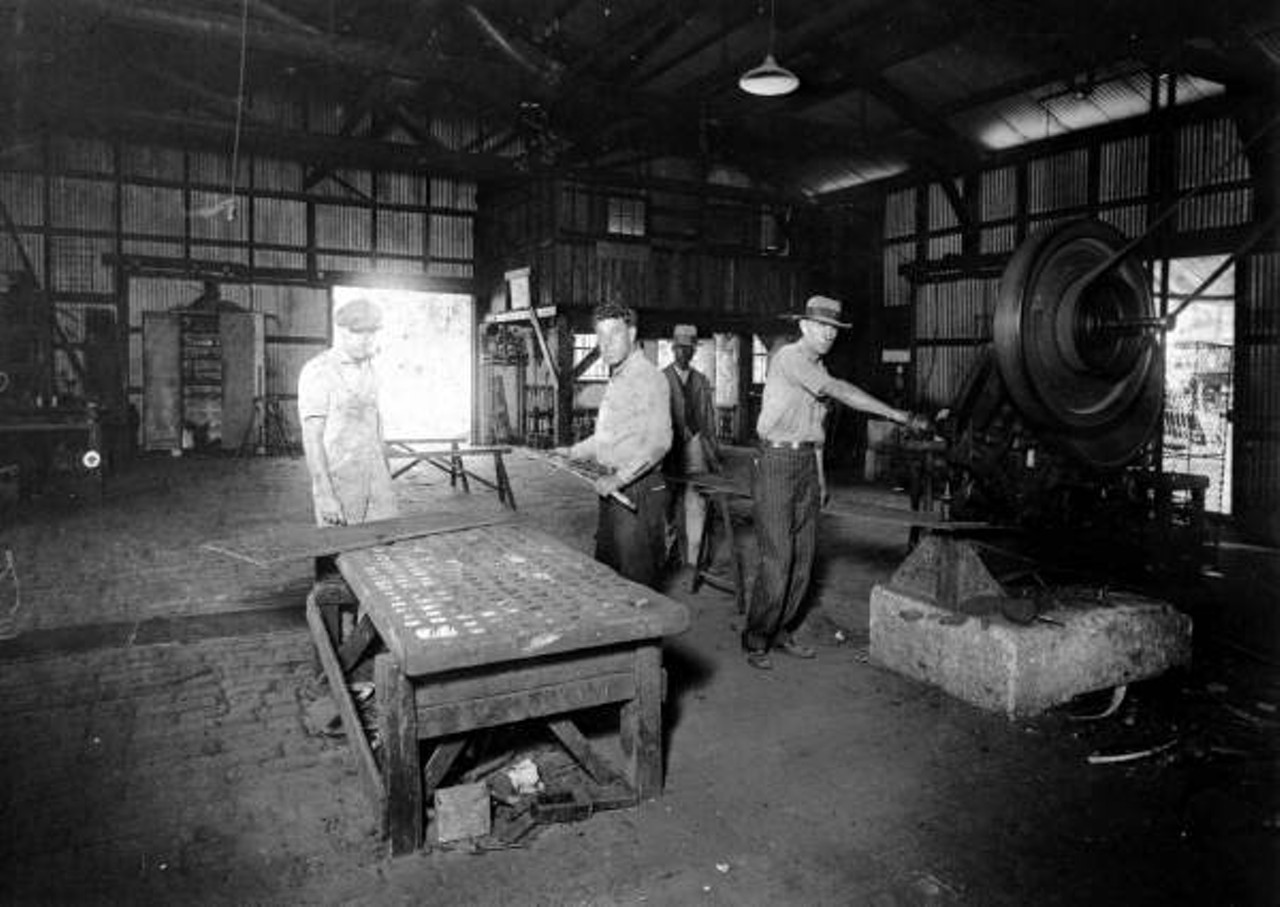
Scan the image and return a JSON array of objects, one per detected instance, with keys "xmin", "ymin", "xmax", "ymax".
[{"xmin": 142, "ymin": 308, "xmax": 265, "ymax": 452}]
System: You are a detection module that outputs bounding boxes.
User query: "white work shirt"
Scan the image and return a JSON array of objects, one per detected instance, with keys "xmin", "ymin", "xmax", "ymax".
[{"xmin": 297, "ymin": 347, "xmax": 398, "ymax": 525}]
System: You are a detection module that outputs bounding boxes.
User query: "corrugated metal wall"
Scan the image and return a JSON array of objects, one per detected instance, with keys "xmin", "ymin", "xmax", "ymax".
[
  {"xmin": 1237, "ymin": 251, "xmax": 1280, "ymax": 541},
  {"xmin": 489, "ymin": 178, "xmax": 798, "ymax": 320},
  {"xmin": 0, "ymin": 119, "xmax": 478, "ymax": 446},
  {"xmin": 884, "ymin": 110, "xmax": 1271, "ymax": 522},
  {"xmin": 913, "ymin": 279, "xmax": 998, "ymax": 408},
  {"xmin": 1176, "ymin": 118, "xmax": 1254, "ymax": 231}
]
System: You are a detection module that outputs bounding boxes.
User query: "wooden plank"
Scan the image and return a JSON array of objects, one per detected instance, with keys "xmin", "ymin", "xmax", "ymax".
[
  {"xmin": 665, "ymin": 473, "xmax": 751, "ymax": 498},
  {"xmin": 822, "ymin": 503, "xmax": 998, "ymax": 530},
  {"xmin": 494, "ymin": 450, "xmax": 516, "ymax": 510},
  {"xmin": 416, "ymin": 673, "xmax": 635, "ymax": 738},
  {"xmin": 305, "ymin": 593, "xmax": 384, "ymax": 816},
  {"xmin": 411, "ymin": 649, "xmax": 636, "ymax": 705},
  {"xmin": 483, "ymin": 305, "xmax": 557, "ymax": 325},
  {"xmin": 422, "ymin": 738, "xmax": 467, "ymax": 797},
  {"xmin": 620, "ymin": 644, "xmax": 663, "ymax": 798},
  {"xmin": 338, "ymin": 614, "xmax": 379, "ymax": 673},
  {"xmin": 201, "ymin": 509, "xmax": 517, "ymax": 567},
  {"xmin": 319, "ymin": 601, "xmax": 342, "ymax": 652},
  {"xmin": 526, "ymin": 309, "xmax": 559, "ymax": 391},
  {"xmin": 547, "ymin": 717, "xmax": 621, "ymax": 786},
  {"xmin": 385, "ymin": 445, "xmax": 514, "ymax": 457},
  {"xmin": 376, "ymin": 652, "xmax": 423, "ymax": 855},
  {"xmin": 670, "ymin": 474, "xmax": 998, "ymax": 530}
]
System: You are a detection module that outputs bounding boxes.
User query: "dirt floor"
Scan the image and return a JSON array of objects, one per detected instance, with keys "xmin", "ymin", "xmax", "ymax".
[{"xmin": 0, "ymin": 450, "xmax": 1277, "ymax": 906}]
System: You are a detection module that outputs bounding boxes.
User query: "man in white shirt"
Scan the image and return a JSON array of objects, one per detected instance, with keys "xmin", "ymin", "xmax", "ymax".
[{"xmin": 297, "ymin": 298, "xmax": 398, "ymax": 527}]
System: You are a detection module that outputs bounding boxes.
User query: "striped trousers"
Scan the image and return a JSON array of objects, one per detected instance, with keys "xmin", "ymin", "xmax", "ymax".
[{"xmin": 743, "ymin": 446, "xmax": 821, "ymax": 652}]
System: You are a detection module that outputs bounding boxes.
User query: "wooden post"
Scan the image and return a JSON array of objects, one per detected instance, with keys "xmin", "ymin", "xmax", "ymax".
[
  {"xmin": 735, "ymin": 330, "xmax": 754, "ymax": 444},
  {"xmin": 620, "ymin": 643, "xmax": 663, "ymax": 798},
  {"xmin": 375, "ymin": 653, "xmax": 422, "ymax": 855},
  {"xmin": 553, "ymin": 313, "xmax": 575, "ymax": 446}
]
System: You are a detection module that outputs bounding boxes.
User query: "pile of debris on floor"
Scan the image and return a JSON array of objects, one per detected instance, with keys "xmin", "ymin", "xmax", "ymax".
[
  {"xmin": 298, "ymin": 676, "xmax": 634, "ymax": 852},
  {"xmin": 428, "ymin": 741, "xmax": 637, "ymax": 852}
]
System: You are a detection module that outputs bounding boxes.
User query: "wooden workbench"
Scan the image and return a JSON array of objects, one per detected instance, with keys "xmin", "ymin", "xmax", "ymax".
[
  {"xmin": 667, "ymin": 473, "xmax": 752, "ymax": 613},
  {"xmin": 307, "ymin": 521, "xmax": 689, "ymax": 854},
  {"xmin": 669, "ymin": 470, "xmax": 999, "ymax": 615}
]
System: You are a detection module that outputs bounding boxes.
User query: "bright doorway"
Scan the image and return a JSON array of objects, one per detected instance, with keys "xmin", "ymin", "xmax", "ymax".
[
  {"xmin": 332, "ymin": 286, "xmax": 473, "ymax": 440},
  {"xmin": 1158, "ymin": 256, "xmax": 1234, "ymax": 514}
]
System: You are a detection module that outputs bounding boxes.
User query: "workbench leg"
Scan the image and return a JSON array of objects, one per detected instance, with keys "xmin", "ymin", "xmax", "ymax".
[
  {"xmin": 451, "ymin": 442, "xmax": 470, "ymax": 494},
  {"xmin": 620, "ymin": 644, "xmax": 663, "ymax": 799},
  {"xmin": 494, "ymin": 452, "xmax": 516, "ymax": 510},
  {"xmin": 690, "ymin": 495, "xmax": 712, "ymax": 593},
  {"xmin": 718, "ymin": 492, "xmax": 746, "ymax": 614},
  {"xmin": 375, "ymin": 653, "xmax": 422, "ymax": 855}
]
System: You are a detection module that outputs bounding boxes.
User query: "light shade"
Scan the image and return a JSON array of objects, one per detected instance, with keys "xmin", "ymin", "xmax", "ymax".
[{"xmin": 738, "ymin": 53, "xmax": 799, "ymax": 97}]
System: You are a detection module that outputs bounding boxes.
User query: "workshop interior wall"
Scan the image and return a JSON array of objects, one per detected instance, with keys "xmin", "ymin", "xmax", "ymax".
[
  {"xmin": 0, "ymin": 120, "xmax": 479, "ymax": 452},
  {"xmin": 871, "ymin": 104, "xmax": 1273, "ymax": 537}
]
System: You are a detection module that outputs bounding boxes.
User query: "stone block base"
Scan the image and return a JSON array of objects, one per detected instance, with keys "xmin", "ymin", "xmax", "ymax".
[{"xmin": 869, "ymin": 584, "xmax": 1193, "ymax": 718}]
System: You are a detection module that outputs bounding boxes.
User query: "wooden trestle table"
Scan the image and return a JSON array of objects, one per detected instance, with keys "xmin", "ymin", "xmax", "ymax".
[{"xmin": 307, "ymin": 521, "xmax": 690, "ymax": 854}]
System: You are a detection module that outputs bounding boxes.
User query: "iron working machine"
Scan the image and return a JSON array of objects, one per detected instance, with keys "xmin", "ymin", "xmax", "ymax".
[
  {"xmin": 870, "ymin": 219, "xmax": 1202, "ymax": 718},
  {"xmin": 929, "ymin": 218, "xmax": 1207, "ymax": 577}
]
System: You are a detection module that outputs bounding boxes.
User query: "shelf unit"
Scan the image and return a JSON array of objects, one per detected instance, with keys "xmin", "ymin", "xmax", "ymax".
[{"xmin": 142, "ymin": 309, "xmax": 265, "ymax": 453}]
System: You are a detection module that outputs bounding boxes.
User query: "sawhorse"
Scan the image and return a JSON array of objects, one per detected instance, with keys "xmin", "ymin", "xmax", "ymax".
[{"xmin": 386, "ymin": 438, "xmax": 516, "ymax": 510}]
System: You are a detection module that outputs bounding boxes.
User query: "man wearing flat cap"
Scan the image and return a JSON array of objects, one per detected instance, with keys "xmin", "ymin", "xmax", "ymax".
[
  {"xmin": 663, "ymin": 324, "xmax": 720, "ymax": 569},
  {"xmin": 743, "ymin": 295, "xmax": 927, "ymax": 671},
  {"xmin": 297, "ymin": 297, "xmax": 398, "ymax": 526}
]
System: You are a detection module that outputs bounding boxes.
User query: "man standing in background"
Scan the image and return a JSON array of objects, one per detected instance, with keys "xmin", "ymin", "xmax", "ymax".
[
  {"xmin": 559, "ymin": 303, "xmax": 672, "ymax": 586},
  {"xmin": 663, "ymin": 324, "xmax": 720, "ymax": 568},
  {"xmin": 298, "ymin": 297, "xmax": 398, "ymax": 527}
]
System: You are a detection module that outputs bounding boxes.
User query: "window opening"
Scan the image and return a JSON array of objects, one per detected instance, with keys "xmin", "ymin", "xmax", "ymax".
[
  {"xmin": 1157, "ymin": 256, "xmax": 1234, "ymax": 514},
  {"xmin": 751, "ymin": 335, "xmax": 769, "ymax": 384},
  {"xmin": 606, "ymin": 196, "xmax": 646, "ymax": 236},
  {"xmin": 573, "ymin": 332, "xmax": 609, "ymax": 381},
  {"xmin": 332, "ymin": 285, "xmax": 473, "ymax": 440}
]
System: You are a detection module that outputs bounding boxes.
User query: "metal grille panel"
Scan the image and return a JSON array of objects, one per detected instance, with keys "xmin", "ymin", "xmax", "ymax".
[{"xmin": 338, "ymin": 523, "xmax": 688, "ymax": 675}]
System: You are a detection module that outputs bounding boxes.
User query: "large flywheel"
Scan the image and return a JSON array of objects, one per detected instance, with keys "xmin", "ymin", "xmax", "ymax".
[{"xmin": 993, "ymin": 218, "xmax": 1163, "ymax": 469}]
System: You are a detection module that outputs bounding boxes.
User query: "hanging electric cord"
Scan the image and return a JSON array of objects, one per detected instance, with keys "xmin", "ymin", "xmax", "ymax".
[{"xmin": 224, "ymin": 0, "xmax": 251, "ymax": 222}]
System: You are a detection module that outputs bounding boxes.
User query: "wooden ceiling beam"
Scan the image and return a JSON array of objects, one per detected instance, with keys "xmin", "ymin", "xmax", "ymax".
[
  {"xmin": 302, "ymin": 0, "xmax": 453, "ymax": 189},
  {"xmin": 28, "ymin": 99, "xmax": 812, "ymax": 205},
  {"xmin": 861, "ymin": 75, "xmax": 983, "ymax": 169},
  {"xmin": 46, "ymin": 0, "xmax": 524, "ymax": 101},
  {"xmin": 623, "ymin": 5, "xmax": 762, "ymax": 89},
  {"xmin": 38, "ymin": 103, "xmax": 524, "ymax": 180},
  {"xmin": 596, "ymin": 13, "xmax": 687, "ymax": 84}
]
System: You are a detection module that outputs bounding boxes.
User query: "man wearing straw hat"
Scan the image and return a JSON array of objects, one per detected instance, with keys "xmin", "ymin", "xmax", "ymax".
[{"xmin": 743, "ymin": 295, "xmax": 928, "ymax": 671}]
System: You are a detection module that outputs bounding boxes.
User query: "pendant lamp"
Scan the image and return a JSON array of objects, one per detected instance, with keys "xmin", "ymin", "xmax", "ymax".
[{"xmin": 738, "ymin": 0, "xmax": 798, "ymax": 97}]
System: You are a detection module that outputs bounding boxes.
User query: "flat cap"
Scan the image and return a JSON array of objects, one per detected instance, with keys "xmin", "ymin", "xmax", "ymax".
[
  {"xmin": 672, "ymin": 324, "xmax": 698, "ymax": 346},
  {"xmin": 334, "ymin": 297, "xmax": 383, "ymax": 332}
]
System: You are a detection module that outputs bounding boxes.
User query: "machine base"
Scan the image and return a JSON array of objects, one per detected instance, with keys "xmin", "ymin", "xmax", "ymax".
[{"xmin": 869, "ymin": 583, "xmax": 1193, "ymax": 718}]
